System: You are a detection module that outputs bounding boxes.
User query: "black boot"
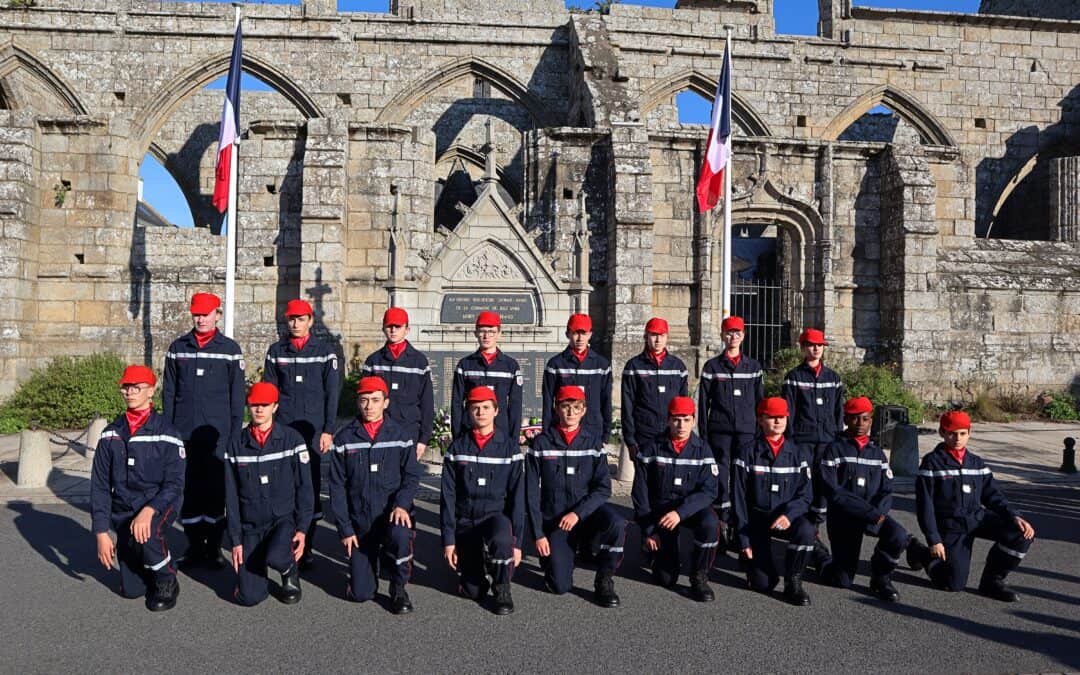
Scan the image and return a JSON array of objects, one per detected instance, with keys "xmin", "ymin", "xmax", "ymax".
[
  {"xmin": 811, "ymin": 537, "xmax": 832, "ymax": 577},
  {"xmin": 147, "ymin": 577, "xmax": 179, "ymax": 612},
  {"xmin": 906, "ymin": 536, "xmax": 929, "ymax": 572},
  {"xmin": 783, "ymin": 574, "xmax": 811, "ymax": 606},
  {"xmin": 870, "ymin": 574, "xmax": 900, "ymax": 602},
  {"xmin": 594, "ymin": 570, "xmax": 620, "ymax": 608},
  {"xmin": 279, "ymin": 566, "xmax": 302, "ymax": 604},
  {"xmin": 390, "ymin": 583, "xmax": 414, "ymax": 614},
  {"xmin": 491, "ymin": 583, "xmax": 514, "ymax": 616},
  {"xmin": 689, "ymin": 572, "xmax": 715, "ymax": 603},
  {"xmin": 978, "ymin": 574, "xmax": 1019, "ymax": 602}
]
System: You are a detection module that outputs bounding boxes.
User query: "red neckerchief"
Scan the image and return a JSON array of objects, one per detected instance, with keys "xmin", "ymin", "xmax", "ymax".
[
  {"xmin": 363, "ymin": 419, "xmax": 384, "ymax": 440},
  {"xmin": 194, "ymin": 329, "xmax": 216, "ymax": 349},
  {"xmin": 808, "ymin": 361, "xmax": 822, "ymax": 378},
  {"xmin": 386, "ymin": 340, "xmax": 407, "ymax": 360},
  {"xmin": 558, "ymin": 425, "xmax": 581, "ymax": 446},
  {"xmin": 290, "ymin": 334, "xmax": 310, "ymax": 352},
  {"xmin": 480, "ymin": 349, "xmax": 498, "ymax": 366},
  {"xmin": 251, "ymin": 424, "xmax": 272, "ymax": 448},
  {"xmin": 648, "ymin": 349, "xmax": 667, "ymax": 366},
  {"xmin": 125, "ymin": 407, "xmax": 152, "ymax": 437},
  {"xmin": 671, "ymin": 436, "xmax": 690, "ymax": 454},
  {"xmin": 572, "ymin": 347, "xmax": 588, "ymax": 364},
  {"xmin": 765, "ymin": 435, "xmax": 785, "ymax": 458},
  {"xmin": 852, "ymin": 435, "xmax": 870, "ymax": 451},
  {"xmin": 472, "ymin": 428, "xmax": 495, "ymax": 450},
  {"xmin": 726, "ymin": 352, "xmax": 741, "ymax": 368},
  {"xmin": 947, "ymin": 446, "xmax": 966, "ymax": 464}
]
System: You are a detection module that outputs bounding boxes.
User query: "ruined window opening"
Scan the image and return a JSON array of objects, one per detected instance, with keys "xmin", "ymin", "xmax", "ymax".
[
  {"xmin": 796, "ymin": 115, "xmax": 807, "ymax": 128},
  {"xmin": 837, "ymin": 104, "xmax": 929, "ymax": 145},
  {"xmin": 114, "ymin": 91, "xmax": 126, "ymax": 102},
  {"xmin": 675, "ymin": 90, "xmax": 711, "ymax": 125},
  {"xmin": 563, "ymin": 188, "xmax": 574, "ymax": 199},
  {"xmin": 137, "ymin": 154, "xmax": 195, "ymax": 229},
  {"xmin": 74, "ymin": 253, "xmax": 85, "ymax": 264},
  {"xmin": 473, "ymin": 77, "xmax": 491, "ymax": 99},
  {"xmin": 337, "ymin": 92, "xmax": 352, "ymax": 106},
  {"xmin": 773, "ymin": 0, "xmax": 818, "ymax": 36}
]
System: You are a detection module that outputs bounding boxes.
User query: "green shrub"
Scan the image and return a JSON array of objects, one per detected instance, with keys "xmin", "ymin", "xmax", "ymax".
[
  {"xmin": 765, "ymin": 347, "xmax": 804, "ymax": 397},
  {"xmin": 0, "ymin": 353, "xmax": 128, "ymax": 432},
  {"xmin": 337, "ymin": 370, "xmax": 362, "ymax": 420},
  {"xmin": 840, "ymin": 363, "xmax": 924, "ymax": 424},
  {"xmin": 1043, "ymin": 391, "xmax": 1079, "ymax": 421}
]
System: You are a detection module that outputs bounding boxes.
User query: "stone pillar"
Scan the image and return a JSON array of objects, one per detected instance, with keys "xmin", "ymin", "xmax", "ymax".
[
  {"xmin": 817, "ymin": 0, "xmax": 853, "ymax": 40},
  {"xmin": 879, "ymin": 143, "xmax": 940, "ymax": 378},
  {"xmin": 1049, "ymin": 156, "xmax": 1080, "ymax": 242}
]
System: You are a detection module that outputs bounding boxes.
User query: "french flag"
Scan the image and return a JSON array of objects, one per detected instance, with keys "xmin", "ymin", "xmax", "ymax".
[
  {"xmin": 696, "ymin": 41, "xmax": 731, "ymax": 213},
  {"xmin": 212, "ymin": 16, "xmax": 242, "ymax": 216}
]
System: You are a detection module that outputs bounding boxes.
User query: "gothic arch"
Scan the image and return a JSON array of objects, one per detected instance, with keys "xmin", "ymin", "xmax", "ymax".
[
  {"xmin": 435, "ymin": 144, "xmax": 521, "ymax": 197},
  {"xmin": 0, "ymin": 43, "xmax": 87, "ymax": 114},
  {"xmin": 374, "ymin": 57, "xmax": 554, "ymax": 127},
  {"xmin": 822, "ymin": 85, "xmax": 956, "ymax": 147},
  {"xmin": 131, "ymin": 51, "xmax": 323, "ymax": 155},
  {"xmin": 641, "ymin": 70, "xmax": 772, "ymax": 137}
]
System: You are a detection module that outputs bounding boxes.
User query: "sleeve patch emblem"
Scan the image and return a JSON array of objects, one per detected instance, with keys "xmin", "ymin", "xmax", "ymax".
[{"xmin": 299, "ymin": 451, "xmax": 310, "ymax": 464}]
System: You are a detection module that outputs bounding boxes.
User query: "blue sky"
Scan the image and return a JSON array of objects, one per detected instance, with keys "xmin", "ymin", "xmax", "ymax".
[{"xmin": 141, "ymin": 0, "xmax": 980, "ymax": 227}]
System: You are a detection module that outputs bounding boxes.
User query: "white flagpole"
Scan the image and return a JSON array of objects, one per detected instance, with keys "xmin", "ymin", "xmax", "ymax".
[
  {"xmin": 224, "ymin": 6, "xmax": 241, "ymax": 338},
  {"xmin": 721, "ymin": 27, "xmax": 733, "ymax": 319}
]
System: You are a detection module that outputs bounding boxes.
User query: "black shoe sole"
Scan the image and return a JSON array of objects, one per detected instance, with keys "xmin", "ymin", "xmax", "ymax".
[
  {"xmin": 492, "ymin": 605, "xmax": 514, "ymax": 616},
  {"xmin": 147, "ymin": 599, "xmax": 177, "ymax": 612},
  {"xmin": 278, "ymin": 591, "xmax": 302, "ymax": 605},
  {"xmin": 595, "ymin": 595, "xmax": 620, "ymax": 608}
]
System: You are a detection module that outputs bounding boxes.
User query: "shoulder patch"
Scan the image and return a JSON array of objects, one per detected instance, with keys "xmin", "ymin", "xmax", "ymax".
[
  {"xmin": 299, "ymin": 450, "xmax": 310, "ymax": 464},
  {"xmin": 516, "ymin": 374, "xmax": 523, "ymax": 386},
  {"xmin": 711, "ymin": 464, "xmax": 719, "ymax": 476},
  {"xmin": 331, "ymin": 355, "xmax": 338, "ymax": 371},
  {"xmin": 239, "ymin": 359, "xmax": 246, "ymax": 371}
]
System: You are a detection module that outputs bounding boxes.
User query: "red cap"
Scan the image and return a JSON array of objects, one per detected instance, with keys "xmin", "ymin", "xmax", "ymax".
[
  {"xmin": 756, "ymin": 397, "xmax": 790, "ymax": 417},
  {"xmin": 667, "ymin": 396, "xmax": 696, "ymax": 417},
  {"xmin": 466, "ymin": 386, "xmax": 498, "ymax": 404},
  {"xmin": 475, "ymin": 311, "xmax": 501, "ymax": 328},
  {"xmin": 567, "ymin": 314, "xmax": 592, "ymax": 332},
  {"xmin": 383, "ymin": 307, "xmax": 409, "ymax": 327},
  {"xmin": 189, "ymin": 292, "xmax": 221, "ymax": 315},
  {"xmin": 645, "ymin": 317, "xmax": 669, "ymax": 335},
  {"xmin": 247, "ymin": 382, "xmax": 279, "ymax": 405},
  {"xmin": 357, "ymin": 376, "xmax": 389, "ymax": 396},
  {"xmin": 799, "ymin": 328, "xmax": 827, "ymax": 346},
  {"xmin": 721, "ymin": 316, "xmax": 745, "ymax": 332},
  {"xmin": 939, "ymin": 410, "xmax": 971, "ymax": 432},
  {"xmin": 556, "ymin": 385, "xmax": 586, "ymax": 402},
  {"xmin": 285, "ymin": 299, "xmax": 313, "ymax": 317},
  {"xmin": 118, "ymin": 365, "xmax": 156, "ymax": 387},
  {"xmin": 844, "ymin": 396, "xmax": 873, "ymax": 415}
]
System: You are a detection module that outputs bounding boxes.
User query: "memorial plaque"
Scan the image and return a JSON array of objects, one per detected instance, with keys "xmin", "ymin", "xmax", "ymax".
[
  {"xmin": 439, "ymin": 293, "xmax": 536, "ymax": 325},
  {"xmin": 427, "ymin": 350, "xmax": 546, "ymax": 426}
]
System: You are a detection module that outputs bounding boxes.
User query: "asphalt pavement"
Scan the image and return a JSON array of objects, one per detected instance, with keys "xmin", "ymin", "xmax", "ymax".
[{"xmin": 0, "ymin": 478, "xmax": 1077, "ymax": 674}]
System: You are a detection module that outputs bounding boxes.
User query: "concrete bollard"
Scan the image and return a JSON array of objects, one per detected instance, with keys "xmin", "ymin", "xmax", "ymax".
[
  {"xmin": 17, "ymin": 429, "xmax": 52, "ymax": 488},
  {"xmin": 1060, "ymin": 437, "xmax": 1077, "ymax": 474},
  {"xmin": 888, "ymin": 424, "xmax": 920, "ymax": 478},
  {"xmin": 616, "ymin": 442, "xmax": 635, "ymax": 482},
  {"xmin": 85, "ymin": 415, "xmax": 108, "ymax": 459}
]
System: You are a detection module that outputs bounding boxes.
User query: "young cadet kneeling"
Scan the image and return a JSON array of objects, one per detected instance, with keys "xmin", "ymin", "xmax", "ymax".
[
  {"xmin": 91, "ymin": 365, "xmax": 186, "ymax": 611},
  {"xmin": 632, "ymin": 396, "xmax": 720, "ymax": 603},
  {"xmin": 817, "ymin": 396, "xmax": 916, "ymax": 602},
  {"xmin": 908, "ymin": 411, "xmax": 1036, "ymax": 602},
  {"xmin": 441, "ymin": 387, "xmax": 525, "ymax": 616},
  {"xmin": 329, "ymin": 376, "xmax": 423, "ymax": 614},
  {"xmin": 528, "ymin": 386, "xmax": 626, "ymax": 608},
  {"xmin": 732, "ymin": 397, "xmax": 815, "ymax": 606},
  {"xmin": 223, "ymin": 382, "xmax": 312, "ymax": 606}
]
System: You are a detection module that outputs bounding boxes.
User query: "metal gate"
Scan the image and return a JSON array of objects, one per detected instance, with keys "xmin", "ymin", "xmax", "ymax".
[{"xmin": 732, "ymin": 279, "xmax": 790, "ymax": 369}]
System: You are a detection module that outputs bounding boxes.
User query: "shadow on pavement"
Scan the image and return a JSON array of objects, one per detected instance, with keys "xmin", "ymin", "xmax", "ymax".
[{"xmin": 7, "ymin": 502, "xmax": 110, "ymax": 588}]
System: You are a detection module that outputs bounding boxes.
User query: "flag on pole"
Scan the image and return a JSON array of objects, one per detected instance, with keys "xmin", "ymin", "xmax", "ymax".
[
  {"xmin": 696, "ymin": 40, "xmax": 731, "ymax": 213},
  {"xmin": 212, "ymin": 17, "xmax": 242, "ymax": 216}
]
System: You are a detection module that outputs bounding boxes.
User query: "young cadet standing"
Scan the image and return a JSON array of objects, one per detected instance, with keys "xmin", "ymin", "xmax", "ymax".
[
  {"xmin": 163, "ymin": 292, "xmax": 245, "ymax": 568},
  {"xmin": 330, "ymin": 376, "xmax": 422, "ymax": 613},
  {"xmin": 223, "ymin": 382, "xmax": 312, "ymax": 606},
  {"xmin": 541, "ymin": 313, "xmax": 613, "ymax": 440},
  {"xmin": 817, "ymin": 397, "xmax": 913, "ymax": 602},
  {"xmin": 441, "ymin": 387, "xmax": 525, "ymax": 615},
  {"xmin": 451, "ymin": 311, "xmax": 523, "ymax": 441},
  {"xmin": 781, "ymin": 328, "xmax": 844, "ymax": 525},
  {"xmin": 528, "ymin": 386, "xmax": 625, "ymax": 608},
  {"xmin": 262, "ymin": 298, "xmax": 340, "ymax": 568},
  {"xmin": 908, "ymin": 411, "xmax": 1036, "ymax": 601},
  {"xmin": 362, "ymin": 307, "xmax": 434, "ymax": 461},
  {"xmin": 91, "ymin": 365, "xmax": 186, "ymax": 612},
  {"xmin": 732, "ymin": 397, "xmax": 815, "ymax": 606},
  {"xmin": 698, "ymin": 315, "xmax": 764, "ymax": 532},
  {"xmin": 621, "ymin": 318, "xmax": 689, "ymax": 457},
  {"xmin": 632, "ymin": 396, "xmax": 719, "ymax": 603}
]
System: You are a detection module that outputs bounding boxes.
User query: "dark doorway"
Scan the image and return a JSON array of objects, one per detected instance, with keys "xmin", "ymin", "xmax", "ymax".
[{"xmin": 731, "ymin": 225, "xmax": 790, "ymax": 368}]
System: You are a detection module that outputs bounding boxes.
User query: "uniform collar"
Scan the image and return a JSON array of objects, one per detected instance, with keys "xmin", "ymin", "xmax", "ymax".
[{"xmin": 934, "ymin": 442, "xmax": 968, "ymax": 467}]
